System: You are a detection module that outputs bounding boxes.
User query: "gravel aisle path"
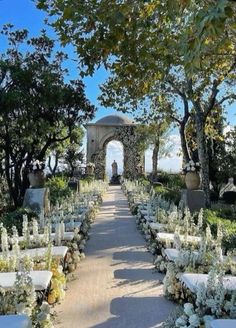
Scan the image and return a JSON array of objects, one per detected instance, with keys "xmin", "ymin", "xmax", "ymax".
[{"xmin": 55, "ymin": 185, "xmax": 175, "ymax": 328}]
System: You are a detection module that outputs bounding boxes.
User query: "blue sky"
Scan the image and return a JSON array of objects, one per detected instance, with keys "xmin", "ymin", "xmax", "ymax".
[
  {"xmin": 0, "ymin": 0, "xmax": 121, "ymax": 121},
  {"xmin": 0, "ymin": 1, "xmax": 235, "ymax": 173}
]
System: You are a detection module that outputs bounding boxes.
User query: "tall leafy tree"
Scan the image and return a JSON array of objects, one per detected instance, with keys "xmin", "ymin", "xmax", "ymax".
[
  {"xmin": 173, "ymin": 0, "xmax": 236, "ymax": 73},
  {"xmin": 36, "ymin": 1, "xmax": 236, "ymax": 206},
  {"xmin": 48, "ymin": 127, "xmax": 84, "ymax": 176},
  {"xmin": 0, "ymin": 26, "xmax": 95, "ymax": 207},
  {"xmin": 136, "ymin": 120, "xmax": 174, "ymax": 178}
]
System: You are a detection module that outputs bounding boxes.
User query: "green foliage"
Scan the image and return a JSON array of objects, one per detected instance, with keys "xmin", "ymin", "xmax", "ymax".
[
  {"xmin": 0, "ymin": 179, "xmax": 9, "ymax": 215},
  {"xmin": 0, "ymin": 208, "xmax": 36, "ymax": 235},
  {"xmin": 154, "ymin": 186, "xmax": 181, "ymax": 205},
  {"xmin": 211, "ymin": 204, "xmax": 236, "ymax": 221},
  {"xmin": 209, "ymin": 126, "xmax": 236, "ymax": 196},
  {"xmin": 0, "ymin": 25, "xmax": 95, "ymax": 207},
  {"xmin": 80, "ymin": 175, "xmax": 95, "ymax": 185},
  {"xmin": 157, "ymin": 172, "xmax": 185, "ymax": 190},
  {"xmin": 222, "ymin": 191, "xmax": 236, "ymax": 205},
  {"xmin": 135, "ymin": 118, "xmax": 173, "ymax": 176},
  {"xmin": 45, "ymin": 176, "xmax": 72, "ymax": 205},
  {"xmin": 37, "ymin": 0, "xmax": 236, "ymax": 207},
  {"xmin": 204, "ymin": 209, "xmax": 236, "ymax": 251},
  {"xmin": 174, "ymin": 0, "xmax": 236, "ymax": 73},
  {"xmin": 137, "ymin": 177, "xmax": 150, "ymax": 188}
]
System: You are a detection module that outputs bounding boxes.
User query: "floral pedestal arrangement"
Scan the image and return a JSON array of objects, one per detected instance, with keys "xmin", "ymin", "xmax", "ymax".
[
  {"xmin": 28, "ymin": 171, "xmax": 45, "ymax": 188},
  {"xmin": 28, "ymin": 160, "xmax": 45, "ymax": 188},
  {"xmin": 184, "ymin": 160, "xmax": 201, "ymax": 190},
  {"xmin": 185, "ymin": 172, "xmax": 201, "ymax": 190},
  {"xmin": 182, "ymin": 160, "xmax": 205, "ymax": 211}
]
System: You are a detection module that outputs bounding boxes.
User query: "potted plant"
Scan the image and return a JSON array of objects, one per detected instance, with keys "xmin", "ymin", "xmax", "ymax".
[
  {"xmin": 28, "ymin": 160, "xmax": 45, "ymax": 188},
  {"xmin": 183, "ymin": 160, "xmax": 201, "ymax": 190}
]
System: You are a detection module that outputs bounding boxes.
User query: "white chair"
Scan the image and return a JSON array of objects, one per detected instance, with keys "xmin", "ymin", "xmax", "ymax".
[
  {"xmin": 20, "ymin": 246, "xmax": 68, "ymax": 261},
  {"xmin": 0, "ymin": 271, "xmax": 52, "ymax": 291},
  {"xmin": 156, "ymin": 233, "xmax": 201, "ymax": 244},
  {"xmin": 181, "ymin": 273, "xmax": 236, "ymax": 293}
]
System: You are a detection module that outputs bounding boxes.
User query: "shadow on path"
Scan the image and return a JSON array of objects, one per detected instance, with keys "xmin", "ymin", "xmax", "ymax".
[{"xmin": 92, "ymin": 296, "xmax": 173, "ymax": 328}]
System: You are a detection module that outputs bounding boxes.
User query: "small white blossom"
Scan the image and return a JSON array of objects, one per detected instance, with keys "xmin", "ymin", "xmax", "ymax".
[
  {"xmin": 189, "ymin": 314, "xmax": 200, "ymax": 327},
  {"xmin": 183, "ymin": 303, "xmax": 194, "ymax": 316},
  {"xmin": 175, "ymin": 316, "xmax": 187, "ymax": 327}
]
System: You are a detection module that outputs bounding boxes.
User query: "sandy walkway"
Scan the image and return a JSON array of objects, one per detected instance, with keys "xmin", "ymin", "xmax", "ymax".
[{"xmin": 55, "ymin": 185, "xmax": 175, "ymax": 328}]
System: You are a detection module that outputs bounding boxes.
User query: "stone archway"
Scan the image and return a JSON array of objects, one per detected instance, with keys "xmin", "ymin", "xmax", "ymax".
[{"xmin": 86, "ymin": 115, "xmax": 144, "ymax": 179}]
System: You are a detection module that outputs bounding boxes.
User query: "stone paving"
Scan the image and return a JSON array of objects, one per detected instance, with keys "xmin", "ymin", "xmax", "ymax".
[{"xmin": 55, "ymin": 185, "xmax": 175, "ymax": 328}]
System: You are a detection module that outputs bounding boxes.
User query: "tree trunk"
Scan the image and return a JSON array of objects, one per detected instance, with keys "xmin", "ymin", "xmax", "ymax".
[
  {"xmin": 194, "ymin": 112, "xmax": 211, "ymax": 207},
  {"xmin": 13, "ymin": 166, "xmax": 23, "ymax": 207},
  {"xmin": 69, "ymin": 162, "xmax": 75, "ymax": 177},
  {"xmin": 179, "ymin": 122, "xmax": 190, "ymax": 164},
  {"xmin": 152, "ymin": 143, "xmax": 159, "ymax": 179}
]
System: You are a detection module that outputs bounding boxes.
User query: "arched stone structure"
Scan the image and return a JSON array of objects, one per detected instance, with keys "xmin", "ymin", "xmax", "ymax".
[{"xmin": 86, "ymin": 115, "xmax": 144, "ymax": 179}]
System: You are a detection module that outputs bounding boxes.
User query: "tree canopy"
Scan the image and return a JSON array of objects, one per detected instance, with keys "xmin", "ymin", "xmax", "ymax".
[
  {"xmin": 0, "ymin": 26, "xmax": 95, "ymax": 206},
  {"xmin": 36, "ymin": 0, "xmax": 236, "ymax": 206}
]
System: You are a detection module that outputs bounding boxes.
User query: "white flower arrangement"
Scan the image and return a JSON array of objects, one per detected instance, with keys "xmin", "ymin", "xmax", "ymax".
[
  {"xmin": 36, "ymin": 301, "xmax": 53, "ymax": 327},
  {"xmin": 14, "ymin": 264, "xmax": 36, "ymax": 316},
  {"xmin": 22, "ymin": 215, "xmax": 30, "ymax": 248},
  {"xmin": 29, "ymin": 160, "xmax": 45, "ymax": 172},
  {"xmin": 183, "ymin": 160, "xmax": 200, "ymax": 174},
  {"xmin": 1, "ymin": 226, "xmax": 9, "ymax": 254},
  {"xmin": 174, "ymin": 304, "xmax": 201, "ymax": 328},
  {"xmin": 55, "ymin": 222, "xmax": 62, "ymax": 246},
  {"xmin": 122, "ymin": 179, "xmax": 236, "ymax": 328}
]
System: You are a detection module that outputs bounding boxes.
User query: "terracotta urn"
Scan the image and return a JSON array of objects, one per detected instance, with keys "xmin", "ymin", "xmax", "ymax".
[
  {"xmin": 185, "ymin": 171, "xmax": 200, "ymax": 190},
  {"xmin": 28, "ymin": 170, "xmax": 45, "ymax": 188}
]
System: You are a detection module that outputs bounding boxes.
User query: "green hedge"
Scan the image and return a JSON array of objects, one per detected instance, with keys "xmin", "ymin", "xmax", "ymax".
[
  {"xmin": 154, "ymin": 186, "xmax": 181, "ymax": 205},
  {"xmin": 204, "ymin": 209, "xmax": 236, "ymax": 251},
  {"xmin": 0, "ymin": 208, "xmax": 36, "ymax": 235},
  {"xmin": 138, "ymin": 177, "xmax": 151, "ymax": 187},
  {"xmin": 45, "ymin": 176, "xmax": 72, "ymax": 206},
  {"xmin": 157, "ymin": 172, "xmax": 185, "ymax": 189}
]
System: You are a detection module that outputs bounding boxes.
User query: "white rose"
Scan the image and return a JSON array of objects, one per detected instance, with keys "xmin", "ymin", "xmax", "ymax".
[
  {"xmin": 175, "ymin": 316, "xmax": 187, "ymax": 327},
  {"xmin": 167, "ymin": 286, "xmax": 174, "ymax": 294},
  {"xmin": 203, "ymin": 315, "xmax": 214, "ymax": 328},
  {"xmin": 40, "ymin": 301, "xmax": 50, "ymax": 314},
  {"xmin": 183, "ymin": 303, "xmax": 194, "ymax": 316},
  {"xmin": 23, "ymin": 307, "xmax": 32, "ymax": 316},
  {"xmin": 189, "ymin": 314, "xmax": 200, "ymax": 327},
  {"xmin": 37, "ymin": 312, "xmax": 49, "ymax": 322},
  {"xmin": 15, "ymin": 302, "xmax": 25, "ymax": 313}
]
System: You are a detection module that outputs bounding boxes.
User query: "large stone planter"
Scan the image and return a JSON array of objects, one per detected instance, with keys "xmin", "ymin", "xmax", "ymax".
[
  {"xmin": 28, "ymin": 171, "xmax": 45, "ymax": 188},
  {"xmin": 185, "ymin": 171, "xmax": 200, "ymax": 190}
]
